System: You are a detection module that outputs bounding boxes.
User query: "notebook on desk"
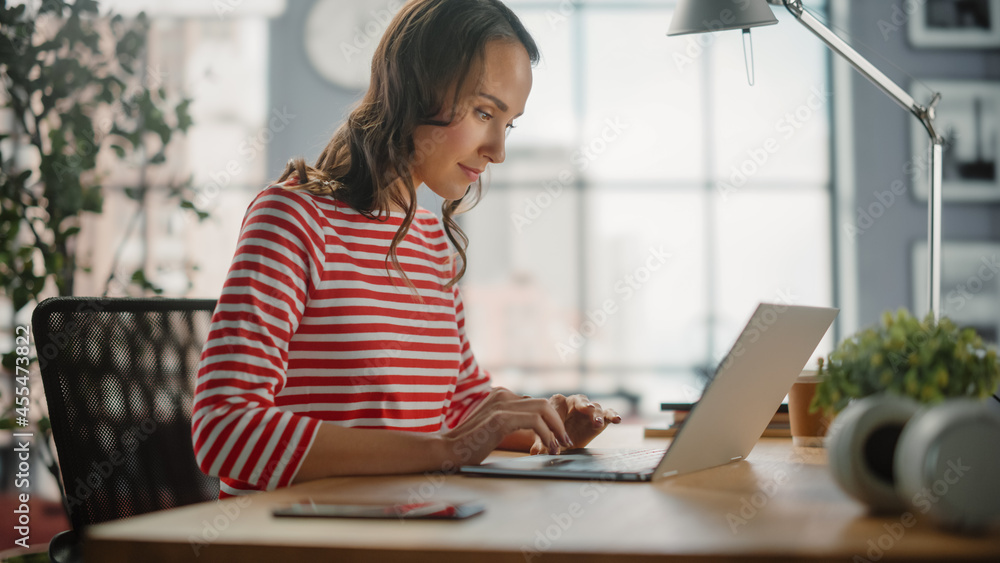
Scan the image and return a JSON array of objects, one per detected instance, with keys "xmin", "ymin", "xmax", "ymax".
[{"xmin": 461, "ymin": 302, "xmax": 838, "ymax": 482}]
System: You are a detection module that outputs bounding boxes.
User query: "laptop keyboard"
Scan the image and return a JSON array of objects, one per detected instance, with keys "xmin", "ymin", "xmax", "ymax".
[{"xmin": 548, "ymin": 449, "xmax": 664, "ymax": 473}]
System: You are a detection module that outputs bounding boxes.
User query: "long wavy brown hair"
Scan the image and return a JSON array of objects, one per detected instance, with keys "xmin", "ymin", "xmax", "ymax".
[{"xmin": 276, "ymin": 0, "xmax": 539, "ymax": 293}]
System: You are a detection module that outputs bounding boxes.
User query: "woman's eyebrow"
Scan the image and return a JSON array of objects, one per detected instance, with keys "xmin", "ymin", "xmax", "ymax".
[{"xmin": 479, "ymin": 92, "xmax": 523, "ymax": 118}]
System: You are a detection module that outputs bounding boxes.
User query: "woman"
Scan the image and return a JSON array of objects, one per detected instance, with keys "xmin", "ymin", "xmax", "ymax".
[{"xmin": 193, "ymin": 0, "xmax": 620, "ymax": 498}]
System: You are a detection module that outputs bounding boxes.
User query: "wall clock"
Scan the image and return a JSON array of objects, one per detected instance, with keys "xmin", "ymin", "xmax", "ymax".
[{"xmin": 303, "ymin": 0, "xmax": 383, "ymax": 90}]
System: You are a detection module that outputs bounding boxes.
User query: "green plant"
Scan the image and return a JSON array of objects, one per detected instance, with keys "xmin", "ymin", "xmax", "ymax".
[
  {"xmin": 1, "ymin": 0, "xmax": 206, "ymax": 344},
  {"xmin": 1, "ymin": 0, "xmax": 207, "ymax": 504},
  {"xmin": 811, "ymin": 308, "xmax": 1000, "ymax": 416}
]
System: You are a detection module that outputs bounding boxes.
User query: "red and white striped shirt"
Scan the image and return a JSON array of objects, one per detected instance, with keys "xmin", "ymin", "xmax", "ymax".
[{"xmin": 192, "ymin": 183, "xmax": 492, "ymax": 497}]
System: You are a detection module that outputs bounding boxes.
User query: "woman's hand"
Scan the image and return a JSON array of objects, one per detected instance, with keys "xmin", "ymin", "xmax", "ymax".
[
  {"xmin": 528, "ymin": 394, "xmax": 622, "ymax": 455},
  {"xmin": 440, "ymin": 387, "xmax": 574, "ymax": 468}
]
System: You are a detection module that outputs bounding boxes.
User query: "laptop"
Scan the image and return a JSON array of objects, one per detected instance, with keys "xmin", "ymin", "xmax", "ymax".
[{"xmin": 461, "ymin": 302, "xmax": 838, "ymax": 482}]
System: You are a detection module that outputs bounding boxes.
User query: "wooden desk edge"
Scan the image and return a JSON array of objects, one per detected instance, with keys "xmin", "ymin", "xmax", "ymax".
[{"xmin": 82, "ymin": 428, "xmax": 1000, "ymax": 563}]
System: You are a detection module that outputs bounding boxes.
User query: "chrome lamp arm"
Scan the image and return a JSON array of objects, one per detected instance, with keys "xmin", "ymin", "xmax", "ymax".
[{"xmin": 770, "ymin": 0, "xmax": 944, "ymax": 319}]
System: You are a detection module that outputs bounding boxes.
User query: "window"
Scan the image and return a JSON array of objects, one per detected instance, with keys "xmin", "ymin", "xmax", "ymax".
[
  {"xmin": 460, "ymin": 0, "xmax": 835, "ymax": 415},
  {"xmin": 74, "ymin": 10, "xmax": 272, "ymax": 300}
]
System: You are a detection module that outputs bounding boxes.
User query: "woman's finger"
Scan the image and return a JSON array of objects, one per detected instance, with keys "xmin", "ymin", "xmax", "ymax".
[
  {"xmin": 559, "ymin": 394, "xmax": 601, "ymax": 429},
  {"xmin": 529, "ymin": 435, "xmax": 546, "ymax": 455},
  {"xmin": 448, "ymin": 409, "xmax": 554, "ymax": 462},
  {"xmin": 522, "ymin": 399, "xmax": 572, "ymax": 447},
  {"xmin": 547, "ymin": 394, "xmax": 570, "ymax": 418},
  {"xmin": 494, "ymin": 399, "xmax": 571, "ymax": 450},
  {"xmin": 587, "ymin": 402, "xmax": 605, "ymax": 427},
  {"xmin": 463, "ymin": 387, "xmax": 518, "ymax": 421},
  {"xmin": 564, "ymin": 395, "xmax": 593, "ymax": 416},
  {"xmin": 517, "ymin": 410, "xmax": 561, "ymax": 454}
]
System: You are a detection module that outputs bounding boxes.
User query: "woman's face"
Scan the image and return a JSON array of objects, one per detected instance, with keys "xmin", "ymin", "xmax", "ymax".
[{"xmin": 410, "ymin": 39, "xmax": 533, "ymax": 201}]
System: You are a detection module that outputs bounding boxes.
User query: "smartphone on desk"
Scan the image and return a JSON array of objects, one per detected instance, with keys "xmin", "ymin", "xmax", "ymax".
[{"xmin": 272, "ymin": 501, "xmax": 485, "ymax": 520}]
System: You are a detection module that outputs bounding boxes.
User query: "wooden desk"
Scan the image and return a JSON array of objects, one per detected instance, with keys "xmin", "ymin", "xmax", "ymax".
[{"xmin": 85, "ymin": 424, "xmax": 1000, "ymax": 562}]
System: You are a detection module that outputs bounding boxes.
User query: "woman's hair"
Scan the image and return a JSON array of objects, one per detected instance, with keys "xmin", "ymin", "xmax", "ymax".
[{"xmin": 276, "ymin": 0, "xmax": 539, "ymax": 293}]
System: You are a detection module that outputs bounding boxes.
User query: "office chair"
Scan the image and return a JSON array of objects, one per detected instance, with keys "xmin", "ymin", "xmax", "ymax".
[{"xmin": 31, "ymin": 297, "xmax": 220, "ymax": 563}]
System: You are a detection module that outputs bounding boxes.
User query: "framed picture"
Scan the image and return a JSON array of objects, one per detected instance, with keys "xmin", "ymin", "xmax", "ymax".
[
  {"xmin": 912, "ymin": 241, "xmax": 1000, "ymax": 345},
  {"xmin": 911, "ymin": 80, "xmax": 1000, "ymax": 201},
  {"xmin": 908, "ymin": 0, "xmax": 1000, "ymax": 48}
]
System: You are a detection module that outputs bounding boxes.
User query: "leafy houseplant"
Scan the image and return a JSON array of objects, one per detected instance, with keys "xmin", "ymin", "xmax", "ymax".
[
  {"xmin": 811, "ymin": 308, "xmax": 1000, "ymax": 416},
  {"xmin": 1, "ymin": 0, "xmax": 206, "ymax": 334},
  {"xmin": 0, "ymin": 0, "xmax": 207, "ymax": 512}
]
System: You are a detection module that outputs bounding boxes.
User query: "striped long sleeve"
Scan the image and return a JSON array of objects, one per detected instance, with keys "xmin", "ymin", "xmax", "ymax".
[
  {"xmin": 445, "ymin": 285, "xmax": 492, "ymax": 428},
  {"xmin": 193, "ymin": 185, "xmax": 492, "ymax": 497}
]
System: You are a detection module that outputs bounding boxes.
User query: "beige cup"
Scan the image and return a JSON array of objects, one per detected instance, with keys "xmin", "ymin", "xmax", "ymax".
[{"xmin": 788, "ymin": 370, "xmax": 830, "ymax": 447}]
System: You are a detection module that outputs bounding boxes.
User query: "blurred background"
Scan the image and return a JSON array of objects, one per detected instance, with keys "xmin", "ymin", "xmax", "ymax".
[{"xmin": 3, "ymin": 0, "xmax": 1000, "ymax": 421}]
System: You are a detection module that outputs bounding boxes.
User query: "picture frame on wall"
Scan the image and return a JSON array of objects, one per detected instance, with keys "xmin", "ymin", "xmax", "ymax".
[
  {"xmin": 912, "ymin": 241, "xmax": 1000, "ymax": 345},
  {"xmin": 908, "ymin": 0, "xmax": 1000, "ymax": 48},
  {"xmin": 911, "ymin": 80, "xmax": 1000, "ymax": 202}
]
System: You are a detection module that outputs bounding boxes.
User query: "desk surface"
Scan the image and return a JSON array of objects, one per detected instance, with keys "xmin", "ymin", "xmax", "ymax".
[{"xmin": 85, "ymin": 424, "xmax": 1000, "ymax": 562}]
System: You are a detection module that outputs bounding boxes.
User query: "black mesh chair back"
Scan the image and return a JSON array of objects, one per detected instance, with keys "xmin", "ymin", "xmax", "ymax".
[{"xmin": 32, "ymin": 297, "xmax": 220, "ymax": 534}]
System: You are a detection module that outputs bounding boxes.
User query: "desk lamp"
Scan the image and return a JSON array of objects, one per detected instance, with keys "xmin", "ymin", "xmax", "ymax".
[{"xmin": 668, "ymin": 0, "xmax": 945, "ymax": 319}]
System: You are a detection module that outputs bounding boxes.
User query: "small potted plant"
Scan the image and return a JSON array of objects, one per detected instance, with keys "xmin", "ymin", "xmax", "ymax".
[{"xmin": 810, "ymin": 308, "xmax": 1000, "ymax": 416}]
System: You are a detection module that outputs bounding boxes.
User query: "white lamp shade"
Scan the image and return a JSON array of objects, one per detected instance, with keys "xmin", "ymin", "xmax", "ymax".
[{"xmin": 667, "ymin": 0, "xmax": 778, "ymax": 36}]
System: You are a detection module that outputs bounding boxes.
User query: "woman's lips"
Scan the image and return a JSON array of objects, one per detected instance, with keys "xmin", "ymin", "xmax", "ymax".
[{"xmin": 459, "ymin": 164, "xmax": 482, "ymax": 182}]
